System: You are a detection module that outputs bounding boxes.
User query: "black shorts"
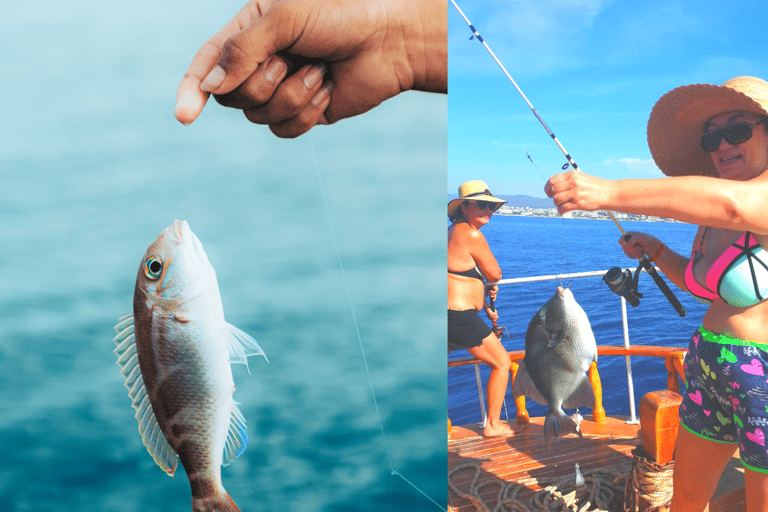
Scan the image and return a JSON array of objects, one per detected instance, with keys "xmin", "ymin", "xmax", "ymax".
[{"xmin": 448, "ymin": 309, "xmax": 492, "ymax": 351}]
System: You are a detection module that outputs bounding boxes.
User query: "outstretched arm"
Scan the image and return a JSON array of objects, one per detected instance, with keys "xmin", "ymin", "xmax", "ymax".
[{"xmin": 545, "ymin": 169, "xmax": 768, "ymax": 234}]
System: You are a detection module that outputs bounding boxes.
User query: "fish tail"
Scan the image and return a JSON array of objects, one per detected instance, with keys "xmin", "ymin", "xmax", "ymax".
[
  {"xmin": 191, "ymin": 492, "xmax": 241, "ymax": 512},
  {"xmin": 189, "ymin": 476, "xmax": 241, "ymax": 512},
  {"xmin": 543, "ymin": 408, "xmax": 581, "ymax": 449}
]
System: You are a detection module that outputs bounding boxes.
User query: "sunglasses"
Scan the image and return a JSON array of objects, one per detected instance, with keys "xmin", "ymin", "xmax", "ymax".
[
  {"xmin": 700, "ymin": 120, "xmax": 765, "ymax": 152},
  {"xmin": 472, "ymin": 200, "xmax": 495, "ymax": 211}
]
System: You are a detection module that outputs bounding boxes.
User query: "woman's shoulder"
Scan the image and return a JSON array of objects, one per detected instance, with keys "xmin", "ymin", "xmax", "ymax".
[{"xmin": 451, "ymin": 222, "xmax": 486, "ymax": 241}]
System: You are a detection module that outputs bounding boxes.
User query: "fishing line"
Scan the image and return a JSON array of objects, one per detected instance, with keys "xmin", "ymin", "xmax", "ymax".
[
  {"xmin": 307, "ymin": 134, "xmax": 446, "ymax": 511},
  {"xmin": 526, "ymin": 152, "xmax": 569, "ymax": 285}
]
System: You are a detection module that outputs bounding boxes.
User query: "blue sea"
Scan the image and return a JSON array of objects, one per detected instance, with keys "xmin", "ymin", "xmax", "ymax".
[
  {"xmin": 448, "ymin": 215, "xmax": 709, "ymax": 426},
  {"xmin": 1, "ymin": 1, "xmax": 446, "ymax": 511}
]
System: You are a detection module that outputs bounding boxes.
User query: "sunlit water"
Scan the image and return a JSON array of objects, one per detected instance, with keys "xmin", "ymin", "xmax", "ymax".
[{"xmin": 1, "ymin": 1, "xmax": 447, "ymax": 510}]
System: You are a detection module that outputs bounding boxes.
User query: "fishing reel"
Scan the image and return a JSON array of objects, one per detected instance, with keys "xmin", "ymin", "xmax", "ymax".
[
  {"xmin": 603, "ymin": 237, "xmax": 687, "ymax": 317},
  {"xmin": 603, "ymin": 264, "xmax": 644, "ymax": 307}
]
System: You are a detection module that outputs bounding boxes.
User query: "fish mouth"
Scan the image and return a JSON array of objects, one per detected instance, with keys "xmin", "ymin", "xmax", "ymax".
[{"xmin": 174, "ymin": 220, "xmax": 188, "ymax": 241}]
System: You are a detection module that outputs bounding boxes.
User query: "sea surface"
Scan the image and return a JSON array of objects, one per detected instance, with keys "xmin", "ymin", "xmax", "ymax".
[
  {"xmin": 1, "ymin": 1, "xmax": 447, "ymax": 511},
  {"xmin": 448, "ymin": 215, "xmax": 709, "ymax": 426}
]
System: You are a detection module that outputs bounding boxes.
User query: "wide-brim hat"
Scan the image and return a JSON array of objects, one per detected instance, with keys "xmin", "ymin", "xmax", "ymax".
[
  {"xmin": 647, "ymin": 76, "xmax": 768, "ymax": 177},
  {"xmin": 447, "ymin": 180, "xmax": 507, "ymax": 218}
]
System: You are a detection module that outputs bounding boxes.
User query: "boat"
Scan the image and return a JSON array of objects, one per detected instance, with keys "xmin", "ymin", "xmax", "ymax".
[{"xmin": 447, "ymin": 271, "xmax": 747, "ymax": 512}]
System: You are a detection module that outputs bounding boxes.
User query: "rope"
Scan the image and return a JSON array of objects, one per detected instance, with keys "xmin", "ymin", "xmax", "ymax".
[
  {"xmin": 622, "ymin": 447, "xmax": 674, "ymax": 512},
  {"xmin": 448, "ymin": 462, "xmax": 629, "ymax": 512}
]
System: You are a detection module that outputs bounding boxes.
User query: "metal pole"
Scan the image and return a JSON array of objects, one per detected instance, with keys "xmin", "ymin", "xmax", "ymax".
[
  {"xmin": 474, "ymin": 364, "xmax": 488, "ymax": 427},
  {"xmin": 620, "ymin": 296, "xmax": 639, "ymax": 424}
]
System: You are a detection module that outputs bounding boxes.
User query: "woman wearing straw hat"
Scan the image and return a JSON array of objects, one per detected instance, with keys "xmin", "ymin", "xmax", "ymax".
[
  {"xmin": 448, "ymin": 180, "xmax": 513, "ymax": 437},
  {"xmin": 546, "ymin": 76, "xmax": 768, "ymax": 511}
]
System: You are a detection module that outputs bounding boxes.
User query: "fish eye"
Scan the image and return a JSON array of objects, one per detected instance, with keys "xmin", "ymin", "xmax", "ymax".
[{"xmin": 144, "ymin": 257, "xmax": 163, "ymax": 280}]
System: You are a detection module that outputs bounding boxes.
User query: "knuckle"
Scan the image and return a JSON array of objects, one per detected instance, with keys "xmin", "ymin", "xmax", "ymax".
[
  {"xmin": 243, "ymin": 108, "xmax": 268, "ymax": 125},
  {"xmin": 281, "ymin": 87, "xmax": 306, "ymax": 111},
  {"xmin": 220, "ymin": 35, "xmax": 252, "ymax": 69}
]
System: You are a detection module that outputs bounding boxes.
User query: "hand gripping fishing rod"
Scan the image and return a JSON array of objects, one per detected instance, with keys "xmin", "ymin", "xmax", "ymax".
[
  {"xmin": 451, "ymin": 0, "xmax": 686, "ymax": 317},
  {"xmin": 488, "ymin": 295, "xmax": 510, "ymax": 339}
]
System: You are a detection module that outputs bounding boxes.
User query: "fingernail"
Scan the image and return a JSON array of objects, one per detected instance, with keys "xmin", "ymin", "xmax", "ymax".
[
  {"xmin": 310, "ymin": 82, "xmax": 333, "ymax": 107},
  {"xmin": 200, "ymin": 65, "xmax": 226, "ymax": 92},
  {"xmin": 303, "ymin": 63, "xmax": 326, "ymax": 89},
  {"xmin": 263, "ymin": 57, "xmax": 285, "ymax": 83}
]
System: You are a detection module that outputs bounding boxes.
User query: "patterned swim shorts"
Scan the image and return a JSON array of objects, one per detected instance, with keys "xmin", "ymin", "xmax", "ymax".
[{"xmin": 680, "ymin": 326, "xmax": 768, "ymax": 473}]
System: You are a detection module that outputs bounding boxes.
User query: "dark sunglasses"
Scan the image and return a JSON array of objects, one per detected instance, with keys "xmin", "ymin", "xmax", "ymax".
[
  {"xmin": 472, "ymin": 200, "xmax": 495, "ymax": 210},
  {"xmin": 700, "ymin": 120, "xmax": 765, "ymax": 152}
]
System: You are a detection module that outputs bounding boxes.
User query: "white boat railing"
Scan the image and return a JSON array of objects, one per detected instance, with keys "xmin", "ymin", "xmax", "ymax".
[{"xmin": 457, "ymin": 267, "xmax": 660, "ymax": 427}]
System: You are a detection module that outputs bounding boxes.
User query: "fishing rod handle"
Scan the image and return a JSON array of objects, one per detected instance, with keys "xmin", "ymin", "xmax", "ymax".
[{"xmin": 639, "ymin": 256, "xmax": 687, "ymax": 317}]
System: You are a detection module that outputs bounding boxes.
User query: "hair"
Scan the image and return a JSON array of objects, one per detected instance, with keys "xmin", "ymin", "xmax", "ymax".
[{"xmin": 449, "ymin": 201, "xmax": 468, "ymax": 223}]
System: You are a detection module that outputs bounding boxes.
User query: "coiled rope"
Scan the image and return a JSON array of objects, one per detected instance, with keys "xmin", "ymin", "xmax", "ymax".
[
  {"xmin": 448, "ymin": 463, "xmax": 629, "ymax": 512},
  {"xmin": 623, "ymin": 447, "xmax": 674, "ymax": 512}
]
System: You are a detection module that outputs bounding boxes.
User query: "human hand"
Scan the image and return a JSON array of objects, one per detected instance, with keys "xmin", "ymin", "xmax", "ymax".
[
  {"xmin": 485, "ymin": 307, "xmax": 499, "ymax": 322},
  {"xmin": 619, "ymin": 232, "xmax": 663, "ymax": 261},
  {"xmin": 486, "ymin": 284, "xmax": 499, "ymax": 302},
  {"xmin": 174, "ymin": 0, "xmax": 447, "ymax": 138},
  {"xmin": 544, "ymin": 169, "xmax": 611, "ymax": 214}
]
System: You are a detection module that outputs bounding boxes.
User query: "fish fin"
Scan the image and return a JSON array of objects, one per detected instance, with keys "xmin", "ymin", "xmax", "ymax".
[
  {"xmin": 225, "ymin": 323, "xmax": 268, "ymax": 371},
  {"xmin": 222, "ymin": 403, "xmax": 248, "ymax": 467},
  {"xmin": 113, "ymin": 314, "xmax": 179, "ymax": 477},
  {"xmin": 543, "ymin": 408, "xmax": 581, "ymax": 450},
  {"xmin": 512, "ymin": 361, "xmax": 549, "ymax": 406},
  {"xmin": 562, "ymin": 376, "xmax": 595, "ymax": 410}
]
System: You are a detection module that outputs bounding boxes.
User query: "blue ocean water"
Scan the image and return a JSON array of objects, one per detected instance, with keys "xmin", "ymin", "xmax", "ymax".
[
  {"xmin": 1, "ymin": 1, "xmax": 446, "ymax": 511},
  {"xmin": 448, "ymin": 215, "xmax": 709, "ymax": 426}
]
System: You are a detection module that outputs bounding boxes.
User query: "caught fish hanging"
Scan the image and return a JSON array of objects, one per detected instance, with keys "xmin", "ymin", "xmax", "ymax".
[
  {"xmin": 513, "ymin": 286, "xmax": 598, "ymax": 450},
  {"xmin": 113, "ymin": 220, "xmax": 267, "ymax": 512}
]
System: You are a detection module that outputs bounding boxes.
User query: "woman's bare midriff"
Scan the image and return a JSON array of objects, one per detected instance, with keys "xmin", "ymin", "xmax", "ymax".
[
  {"xmin": 448, "ymin": 273, "xmax": 484, "ymax": 311},
  {"xmin": 702, "ymin": 300, "xmax": 768, "ymax": 344}
]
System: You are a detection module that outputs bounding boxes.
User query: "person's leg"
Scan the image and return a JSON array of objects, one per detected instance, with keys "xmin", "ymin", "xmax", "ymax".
[
  {"xmin": 744, "ymin": 468, "xmax": 768, "ymax": 512},
  {"xmin": 670, "ymin": 426, "xmax": 737, "ymax": 512},
  {"xmin": 468, "ymin": 333, "xmax": 513, "ymax": 437}
]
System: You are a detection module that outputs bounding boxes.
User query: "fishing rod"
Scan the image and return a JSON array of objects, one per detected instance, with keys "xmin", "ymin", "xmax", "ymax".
[
  {"xmin": 488, "ymin": 295, "xmax": 510, "ymax": 339},
  {"xmin": 451, "ymin": 0, "xmax": 686, "ymax": 317}
]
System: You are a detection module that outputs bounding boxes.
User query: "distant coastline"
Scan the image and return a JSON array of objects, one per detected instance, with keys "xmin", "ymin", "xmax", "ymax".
[
  {"xmin": 447, "ymin": 194, "xmax": 682, "ymax": 223},
  {"xmin": 494, "ymin": 205, "xmax": 682, "ymax": 223}
]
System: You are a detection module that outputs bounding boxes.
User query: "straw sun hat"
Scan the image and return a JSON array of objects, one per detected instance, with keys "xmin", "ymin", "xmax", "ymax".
[
  {"xmin": 447, "ymin": 180, "xmax": 507, "ymax": 219},
  {"xmin": 647, "ymin": 76, "xmax": 768, "ymax": 177}
]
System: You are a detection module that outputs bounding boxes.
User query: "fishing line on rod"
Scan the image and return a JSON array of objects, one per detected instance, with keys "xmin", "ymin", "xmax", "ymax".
[
  {"xmin": 526, "ymin": 152, "xmax": 568, "ymax": 286},
  {"xmin": 452, "ymin": 0, "xmax": 686, "ymax": 317},
  {"xmin": 307, "ymin": 135, "xmax": 446, "ymax": 512}
]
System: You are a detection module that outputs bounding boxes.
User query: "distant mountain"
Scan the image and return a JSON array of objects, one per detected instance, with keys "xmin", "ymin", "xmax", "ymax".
[{"xmin": 446, "ymin": 194, "xmax": 552, "ymax": 208}]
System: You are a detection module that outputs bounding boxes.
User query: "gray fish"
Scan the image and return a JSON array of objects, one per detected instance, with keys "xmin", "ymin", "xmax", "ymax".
[{"xmin": 513, "ymin": 286, "xmax": 597, "ymax": 449}]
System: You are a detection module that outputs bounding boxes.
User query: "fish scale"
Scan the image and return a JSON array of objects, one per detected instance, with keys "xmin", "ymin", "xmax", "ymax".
[{"xmin": 114, "ymin": 220, "xmax": 267, "ymax": 512}]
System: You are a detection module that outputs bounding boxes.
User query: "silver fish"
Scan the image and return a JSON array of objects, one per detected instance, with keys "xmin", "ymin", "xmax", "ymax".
[
  {"xmin": 513, "ymin": 286, "xmax": 597, "ymax": 449},
  {"xmin": 113, "ymin": 220, "xmax": 267, "ymax": 512}
]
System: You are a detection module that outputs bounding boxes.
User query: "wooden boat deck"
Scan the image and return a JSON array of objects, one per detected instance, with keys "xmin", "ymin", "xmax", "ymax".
[{"xmin": 448, "ymin": 416, "xmax": 746, "ymax": 512}]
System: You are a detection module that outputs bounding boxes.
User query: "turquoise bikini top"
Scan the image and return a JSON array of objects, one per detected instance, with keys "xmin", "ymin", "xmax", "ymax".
[{"xmin": 684, "ymin": 230, "xmax": 768, "ymax": 307}]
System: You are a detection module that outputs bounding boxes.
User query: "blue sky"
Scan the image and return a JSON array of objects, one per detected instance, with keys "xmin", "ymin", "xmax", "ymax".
[{"xmin": 449, "ymin": 0, "xmax": 768, "ymax": 198}]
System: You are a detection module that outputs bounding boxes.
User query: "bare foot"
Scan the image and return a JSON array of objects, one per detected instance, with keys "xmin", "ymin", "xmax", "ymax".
[{"xmin": 482, "ymin": 422, "xmax": 515, "ymax": 437}]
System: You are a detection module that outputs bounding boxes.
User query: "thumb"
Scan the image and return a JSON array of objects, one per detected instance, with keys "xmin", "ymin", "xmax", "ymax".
[{"xmin": 200, "ymin": 4, "xmax": 303, "ymax": 95}]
